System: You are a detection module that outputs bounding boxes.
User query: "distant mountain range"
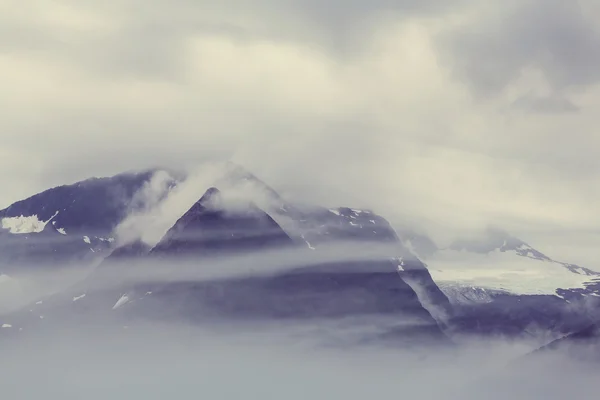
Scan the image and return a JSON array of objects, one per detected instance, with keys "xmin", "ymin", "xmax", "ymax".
[{"xmin": 0, "ymin": 163, "xmax": 599, "ymax": 358}]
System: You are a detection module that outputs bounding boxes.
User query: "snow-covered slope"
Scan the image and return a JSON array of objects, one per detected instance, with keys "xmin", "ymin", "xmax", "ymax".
[
  {"xmin": 428, "ymin": 249, "xmax": 600, "ymax": 299},
  {"xmin": 448, "ymin": 228, "xmax": 598, "ymax": 275},
  {"xmin": 414, "ymin": 229, "xmax": 600, "ymax": 339},
  {"xmin": 414, "ymin": 228, "xmax": 600, "ymax": 305}
]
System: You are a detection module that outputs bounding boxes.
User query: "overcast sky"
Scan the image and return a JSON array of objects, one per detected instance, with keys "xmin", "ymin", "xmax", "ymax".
[{"xmin": 1, "ymin": 0, "xmax": 599, "ymax": 265}]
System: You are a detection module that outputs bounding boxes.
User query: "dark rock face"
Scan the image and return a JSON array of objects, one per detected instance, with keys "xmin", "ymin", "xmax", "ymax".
[
  {"xmin": 400, "ymin": 268, "xmax": 454, "ymax": 326},
  {"xmin": 526, "ymin": 324, "xmax": 600, "ymax": 362},
  {"xmin": 545, "ymin": 324, "xmax": 600, "ymax": 346},
  {"xmin": 556, "ymin": 280, "xmax": 600, "ymax": 302},
  {"xmin": 121, "ymin": 262, "xmax": 442, "ymax": 329},
  {"xmin": 0, "ymin": 262, "xmax": 450, "ymax": 347},
  {"xmin": 2, "ymin": 263, "xmax": 449, "ymax": 347},
  {"xmin": 273, "ymin": 205, "xmax": 399, "ymax": 247},
  {"xmin": 0, "ymin": 170, "xmax": 174, "ymax": 235},
  {"xmin": 434, "ymin": 284, "xmax": 600, "ymax": 342},
  {"xmin": 0, "ymin": 169, "xmax": 178, "ymax": 273},
  {"xmin": 139, "ymin": 188, "xmax": 451, "ymax": 346},
  {"xmin": 150, "ymin": 187, "xmax": 294, "ymax": 258},
  {"xmin": 267, "ymin": 203, "xmax": 455, "ymax": 326},
  {"xmin": 450, "ymin": 294, "xmax": 598, "ymax": 339},
  {"xmin": 0, "ymin": 229, "xmax": 110, "ymax": 272}
]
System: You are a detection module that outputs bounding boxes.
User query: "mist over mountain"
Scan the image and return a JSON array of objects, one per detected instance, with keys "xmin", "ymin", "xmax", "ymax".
[
  {"xmin": 2, "ymin": 0, "xmax": 600, "ymax": 397},
  {"xmin": 1, "ymin": 164, "xmax": 598, "ymax": 356}
]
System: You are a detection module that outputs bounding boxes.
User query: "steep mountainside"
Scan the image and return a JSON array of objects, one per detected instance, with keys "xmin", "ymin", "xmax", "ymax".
[
  {"xmin": 419, "ymin": 228, "xmax": 600, "ymax": 339},
  {"xmin": 0, "ymin": 169, "xmax": 179, "ymax": 313},
  {"xmin": 0, "ymin": 184, "xmax": 450, "ymax": 347},
  {"xmin": 0, "ymin": 169, "xmax": 178, "ymax": 273},
  {"xmin": 1, "ymin": 163, "xmax": 596, "ymax": 345},
  {"xmin": 150, "ymin": 187, "xmax": 294, "ymax": 257}
]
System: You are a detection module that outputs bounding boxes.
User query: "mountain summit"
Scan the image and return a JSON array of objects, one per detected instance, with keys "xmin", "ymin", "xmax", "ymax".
[
  {"xmin": 0, "ymin": 166, "xmax": 454, "ymax": 347},
  {"xmin": 150, "ymin": 187, "xmax": 294, "ymax": 257}
]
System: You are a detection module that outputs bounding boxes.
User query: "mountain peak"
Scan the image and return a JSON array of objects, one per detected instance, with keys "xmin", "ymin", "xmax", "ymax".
[
  {"xmin": 198, "ymin": 187, "xmax": 222, "ymax": 206},
  {"xmin": 150, "ymin": 188, "xmax": 293, "ymax": 257}
]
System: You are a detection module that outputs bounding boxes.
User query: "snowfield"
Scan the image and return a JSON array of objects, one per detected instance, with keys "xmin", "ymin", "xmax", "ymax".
[{"xmin": 426, "ymin": 249, "xmax": 598, "ymax": 296}]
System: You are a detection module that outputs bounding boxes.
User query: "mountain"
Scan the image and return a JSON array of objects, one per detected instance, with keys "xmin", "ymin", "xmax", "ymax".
[
  {"xmin": 523, "ymin": 324, "xmax": 600, "ymax": 363},
  {"xmin": 0, "ymin": 169, "xmax": 180, "ymax": 313},
  {"xmin": 417, "ymin": 228, "xmax": 600, "ymax": 339},
  {"xmin": 150, "ymin": 187, "xmax": 294, "ymax": 257},
  {"xmin": 0, "ymin": 169, "xmax": 179, "ymax": 272},
  {"xmin": 172, "ymin": 162, "xmax": 455, "ymax": 327},
  {"xmin": 0, "ymin": 166, "xmax": 456, "ymax": 347},
  {"xmin": 415, "ymin": 228, "xmax": 599, "ymax": 300},
  {"xmin": 1, "ymin": 163, "xmax": 597, "ymax": 347}
]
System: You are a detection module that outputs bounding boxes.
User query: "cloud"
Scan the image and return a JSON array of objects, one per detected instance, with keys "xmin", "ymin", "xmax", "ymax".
[
  {"xmin": 0, "ymin": 0, "xmax": 599, "ymax": 266},
  {"xmin": 1, "ymin": 316, "xmax": 598, "ymax": 399},
  {"xmin": 437, "ymin": 0, "xmax": 600, "ymax": 99},
  {"xmin": 511, "ymin": 92, "xmax": 580, "ymax": 114}
]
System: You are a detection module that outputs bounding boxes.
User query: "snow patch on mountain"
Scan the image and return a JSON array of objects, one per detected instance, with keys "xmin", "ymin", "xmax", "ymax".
[
  {"xmin": 301, "ymin": 235, "xmax": 316, "ymax": 250},
  {"xmin": 427, "ymin": 249, "xmax": 598, "ymax": 296},
  {"xmin": 394, "ymin": 257, "xmax": 406, "ymax": 272},
  {"xmin": 72, "ymin": 294, "xmax": 86, "ymax": 302},
  {"xmin": 436, "ymin": 283, "xmax": 507, "ymax": 305},
  {"xmin": 112, "ymin": 294, "xmax": 130, "ymax": 310},
  {"xmin": 1, "ymin": 211, "xmax": 59, "ymax": 234}
]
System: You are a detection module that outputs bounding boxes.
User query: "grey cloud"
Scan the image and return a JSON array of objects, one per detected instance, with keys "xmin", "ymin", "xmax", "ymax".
[
  {"xmin": 0, "ymin": 0, "xmax": 470, "ymax": 81},
  {"xmin": 1, "ymin": 312, "xmax": 599, "ymax": 399},
  {"xmin": 0, "ymin": 17, "xmax": 186, "ymax": 82},
  {"xmin": 511, "ymin": 92, "xmax": 580, "ymax": 114},
  {"xmin": 267, "ymin": 0, "xmax": 472, "ymax": 49},
  {"xmin": 438, "ymin": 0, "xmax": 600, "ymax": 99}
]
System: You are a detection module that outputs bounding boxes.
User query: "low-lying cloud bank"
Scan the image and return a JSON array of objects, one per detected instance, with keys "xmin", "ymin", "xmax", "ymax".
[{"xmin": 0, "ymin": 320, "xmax": 597, "ymax": 399}]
